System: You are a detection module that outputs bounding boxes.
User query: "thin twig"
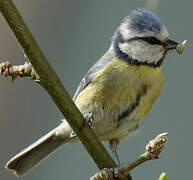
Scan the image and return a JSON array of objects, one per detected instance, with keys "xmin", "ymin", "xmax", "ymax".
[
  {"xmin": 0, "ymin": 61, "xmax": 39, "ymax": 82},
  {"xmin": 90, "ymin": 133, "xmax": 168, "ymax": 180}
]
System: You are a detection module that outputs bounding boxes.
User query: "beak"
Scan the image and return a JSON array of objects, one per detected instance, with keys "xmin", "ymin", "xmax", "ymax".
[
  {"xmin": 165, "ymin": 39, "xmax": 179, "ymax": 50},
  {"xmin": 165, "ymin": 39, "xmax": 187, "ymax": 55}
]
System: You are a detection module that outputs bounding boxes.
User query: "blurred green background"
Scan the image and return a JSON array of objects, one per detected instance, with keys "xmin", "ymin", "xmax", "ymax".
[{"xmin": 0, "ymin": 0, "xmax": 192, "ymax": 179}]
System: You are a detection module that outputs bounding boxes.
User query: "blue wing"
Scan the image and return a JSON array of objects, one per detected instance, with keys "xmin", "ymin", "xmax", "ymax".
[{"xmin": 73, "ymin": 54, "xmax": 113, "ymax": 100}]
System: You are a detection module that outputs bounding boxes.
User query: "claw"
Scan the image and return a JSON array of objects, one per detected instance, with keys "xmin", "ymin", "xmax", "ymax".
[
  {"xmin": 113, "ymin": 167, "xmax": 119, "ymax": 178},
  {"xmin": 83, "ymin": 113, "xmax": 93, "ymax": 127}
]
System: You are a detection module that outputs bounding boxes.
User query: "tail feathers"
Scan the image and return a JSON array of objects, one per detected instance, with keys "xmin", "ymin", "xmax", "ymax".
[{"xmin": 5, "ymin": 128, "xmax": 70, "ymax": 176}]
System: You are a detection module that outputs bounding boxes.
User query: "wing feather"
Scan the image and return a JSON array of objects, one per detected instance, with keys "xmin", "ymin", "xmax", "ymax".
[{"xmin": 73, "ymin": 53, "xmax": 113, "ymax": 100}]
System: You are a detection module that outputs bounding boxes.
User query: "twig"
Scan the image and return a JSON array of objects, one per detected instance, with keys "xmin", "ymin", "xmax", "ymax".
[
  {"xmin": 90, "ymin": 133, "xmax": 168, "ymax": 180},
  {"xmin": 0, "ymin": 61, "xmax": 39, "ymax": 82},
  {"xmin": 0, "ymin": 0, "xmax": 116, "ymax": 170}
]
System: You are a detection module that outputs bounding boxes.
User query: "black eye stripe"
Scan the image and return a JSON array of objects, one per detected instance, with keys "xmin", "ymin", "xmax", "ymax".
[
  {"xmin": 139, "ymin": 36, "xmax": 162, "ymax": 45},
  {"xmin": 127, "ymin": 36, "xmax": 163, "ymax": 45}
]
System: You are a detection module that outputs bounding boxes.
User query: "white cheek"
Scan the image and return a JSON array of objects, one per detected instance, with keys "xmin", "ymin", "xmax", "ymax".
[{"xmin": 119, "ymin": 42, "xmax": 164, "ymax": 64}]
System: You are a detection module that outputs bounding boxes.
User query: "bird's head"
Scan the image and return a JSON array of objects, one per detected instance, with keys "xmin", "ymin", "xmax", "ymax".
[{"xmin": 113, "ymin": 8, "xmax": 179, "ymax": 67}]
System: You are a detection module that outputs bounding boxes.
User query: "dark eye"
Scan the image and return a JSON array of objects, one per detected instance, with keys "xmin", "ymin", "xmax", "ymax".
[
  {"xmin": 147, "ymin": 37, "xmax": 157, "ymax": 44},
  {"xmin": 141, "ymin": 36, "xmax": 162, "ymax": 45}
]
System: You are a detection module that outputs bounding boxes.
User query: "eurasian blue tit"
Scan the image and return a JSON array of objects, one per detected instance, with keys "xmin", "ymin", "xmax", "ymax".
[{"xmin": 6, "ymin": 8, "xmax": 184, "ymax": 176}]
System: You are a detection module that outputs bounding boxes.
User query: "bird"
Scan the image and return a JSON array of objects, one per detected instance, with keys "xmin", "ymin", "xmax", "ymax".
[{"xmin": 6, "ymin": 8, "xmax": 183, "ymax": 176}]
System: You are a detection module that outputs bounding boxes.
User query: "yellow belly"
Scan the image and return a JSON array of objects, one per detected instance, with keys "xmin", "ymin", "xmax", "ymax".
[{"xmin": 75, "ymin": 58, "xmax": 164, "ymax": 140}]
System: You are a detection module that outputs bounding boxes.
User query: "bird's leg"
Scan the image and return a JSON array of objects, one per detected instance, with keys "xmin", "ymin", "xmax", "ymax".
[
  {"xmin": 83, "ymin": 113, "xmax": 94, "ymax": 127},
  {"xmin": 109, "ymin": 139, "xmax": 120, "ymax": 166},
  {"xmin": 109, "ymin": 139, "xmax": 132, "ymax": 180}
]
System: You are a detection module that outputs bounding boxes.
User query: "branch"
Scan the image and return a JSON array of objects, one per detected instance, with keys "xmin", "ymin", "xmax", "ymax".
[
  {"xmin": 90, "ymin": 133, "xmax": 168, "ymax": 180},
  {"xmin": 0, "ymin": 61, "xmax": 39, "ymax": 82},
  {"xmin": 0, "ymin": 0, "xmax": 116, "ymax": 170}
]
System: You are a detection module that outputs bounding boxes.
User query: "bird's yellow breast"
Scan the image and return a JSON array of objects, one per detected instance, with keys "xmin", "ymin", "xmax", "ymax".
[{"xmin": 75, "ymin": 58, "xmax": 164, "ymax": 125}]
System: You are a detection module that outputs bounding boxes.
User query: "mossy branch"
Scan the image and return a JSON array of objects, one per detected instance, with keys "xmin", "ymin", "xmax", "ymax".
[{"xmin": 0, "ymin": 0, "xmax": 116, "ymax": 170}]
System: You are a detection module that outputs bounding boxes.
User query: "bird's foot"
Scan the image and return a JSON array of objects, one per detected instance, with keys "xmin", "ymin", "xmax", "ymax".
[
  {"xmin": 113, "ymin": 167, "xmax": 132, "ymax": 180},
  {"xmin": 83, "ymin": 113, "xmax": 94, "ymax": 127}
]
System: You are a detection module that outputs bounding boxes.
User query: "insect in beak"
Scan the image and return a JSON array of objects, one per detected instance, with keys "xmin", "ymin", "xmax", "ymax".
[{"xmin": 165, "ymin": 39, "xmax": 187, "ymax": 55}]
